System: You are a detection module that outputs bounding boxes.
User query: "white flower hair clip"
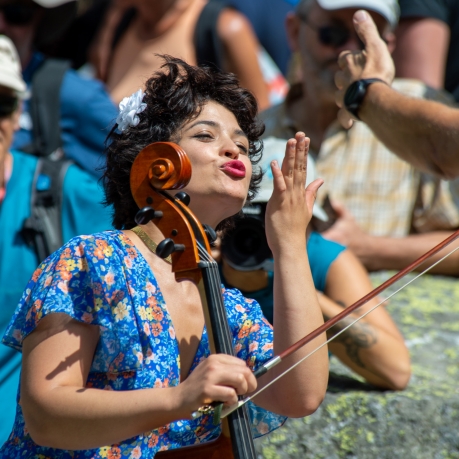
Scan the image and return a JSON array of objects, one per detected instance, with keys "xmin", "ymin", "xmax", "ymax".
[{"xmin": 116, "ymin": 89, "xmax": 147, "ymax": 132}]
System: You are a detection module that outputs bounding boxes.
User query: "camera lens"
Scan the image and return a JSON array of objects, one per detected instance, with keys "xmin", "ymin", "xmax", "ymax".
[{"xmin": 221, "ymin": 204, "xmax": 272, "ymax": 271}]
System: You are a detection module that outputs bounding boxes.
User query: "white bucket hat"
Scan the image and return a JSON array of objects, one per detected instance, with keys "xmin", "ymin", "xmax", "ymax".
[
  {"xmin": 316, "ymin": 0, "xmax": 400, "ymax": 28},
  {"xmin": 255, "ymin": 136, "xmax": 329, "ymax": 221},
  {"xmin": 0, "ymin": 36, "xmax": 26, "ymax": 95}
]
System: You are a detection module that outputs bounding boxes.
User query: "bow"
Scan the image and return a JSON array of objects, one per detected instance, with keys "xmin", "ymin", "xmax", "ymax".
[{"xmin": 214, "ymin": 228, "xmax": 459, "ymax": 419}]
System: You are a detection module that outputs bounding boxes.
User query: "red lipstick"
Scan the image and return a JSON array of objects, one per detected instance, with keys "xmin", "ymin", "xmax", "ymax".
[{"xmin": 221, "ymin": 160, "xmax": 246, "ymax": 178}]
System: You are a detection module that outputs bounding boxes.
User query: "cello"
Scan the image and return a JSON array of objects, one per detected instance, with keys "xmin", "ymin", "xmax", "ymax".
[{"xmin": 130, "ymin": 141, "xmax": 258, "ymax": 459}]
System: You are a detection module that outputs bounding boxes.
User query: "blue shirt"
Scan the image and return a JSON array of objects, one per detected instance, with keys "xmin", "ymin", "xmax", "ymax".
[
  {"xmin": 221, "ymin": 232, "xmax": 346, "ymax": 324},
  {"xmin": 13, "ymin": 53, "xmax": 117, "ymax": 177},
  {"xmin": 0, "ymin": 150, "xmax": 113, "ymax": 444},
  {"xmin": 1, "ymin": 231, "xmax": 284, "ymax": 457}
]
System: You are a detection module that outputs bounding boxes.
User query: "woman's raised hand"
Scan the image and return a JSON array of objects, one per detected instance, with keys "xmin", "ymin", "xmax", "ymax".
[
  {"xmin": 176, "ymin": 354, "xmax": 257, "ymax": 418},
  {"xmin": 265, "ymin": 132, "xmax": 323, "ymax": 255}
]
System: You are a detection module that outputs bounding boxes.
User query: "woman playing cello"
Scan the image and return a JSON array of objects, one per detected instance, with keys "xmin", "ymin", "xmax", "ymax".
[{"xmin": 1, "ymin": 56, "xmax": 328, "ymax": 458}]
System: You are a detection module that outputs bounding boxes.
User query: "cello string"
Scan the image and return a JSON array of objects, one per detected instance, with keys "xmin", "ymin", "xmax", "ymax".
[
  {"xmin": 196, "ymin": 240, "xmax": 257, "ymax": 454},
  {"xmin": 220, "ymin": 244, "xmax": 459, "ymax": 418},
  {"xmin": 197, "ymin": 241, "xmax": 213, "ymax": 262}
]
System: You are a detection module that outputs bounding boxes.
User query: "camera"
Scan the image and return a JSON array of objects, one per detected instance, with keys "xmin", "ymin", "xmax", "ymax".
[
  {"xmin": 220, "ymin": 194, "xmax": 337, "ymax": 272},
  {"xmin": 221, "ymin": 203, "xmax": 273, "ymax": 271}
]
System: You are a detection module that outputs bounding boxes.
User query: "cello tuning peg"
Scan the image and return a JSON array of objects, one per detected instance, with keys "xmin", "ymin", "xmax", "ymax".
[
  {"xmin": 156, "ymin": 238, "xmax": 185, "ymax": 259},
  {"xmin": 203, "ymin": 224, "xmax": 217, "ymax": 244},
  {"xmin": 175, "ymin": 192, "xmax": 190, "ymax": 206},
  {"xmin": 135, "ymin": 206, "xmax": 163, "ymax": 225}
]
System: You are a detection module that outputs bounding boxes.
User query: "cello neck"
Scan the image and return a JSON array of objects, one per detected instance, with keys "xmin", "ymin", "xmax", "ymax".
[
  {"xmin": 155, "ymin": 261, "xmax": 257, "ymax": 459},
  {"xmin": 198, "ymin": 261, "xmax": 257, "ymax": 459}
]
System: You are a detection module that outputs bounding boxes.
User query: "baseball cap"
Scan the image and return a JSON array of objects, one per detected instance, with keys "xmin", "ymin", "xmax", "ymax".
[
  {"xmin": 316, "ymin": 0, "xmax": 400, "ymax": 28},
  {"xmin": 0, "ymin": 35, "xmax": 26, "ymax": 95},
  {"xmin": 255, "ymin": 136, "xmax": 329, "ymax": 221}
]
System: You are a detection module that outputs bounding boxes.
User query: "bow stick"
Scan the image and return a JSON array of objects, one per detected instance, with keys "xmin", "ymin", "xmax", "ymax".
[{"xmin": 193, "ymin": 228, "xmax": 459, "ymax": 421}]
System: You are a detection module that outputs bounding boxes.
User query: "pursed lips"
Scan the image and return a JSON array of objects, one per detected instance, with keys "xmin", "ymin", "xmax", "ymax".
[{"xmin": 220, "ymin": 160, "xmax": 246, "ymax": 178}]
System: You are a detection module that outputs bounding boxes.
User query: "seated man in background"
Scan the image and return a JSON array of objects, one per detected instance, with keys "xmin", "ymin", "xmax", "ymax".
[
  {"xmin": 0, "ymin": 36, "xmax": 114, "ymax": 444},
  {"xmin": 218, "ymin": 137, "xmax": 410, "ymax": 392},
  {"xmin": 261, "ymin": 0, "xmax": 459, "ymax": 275}
]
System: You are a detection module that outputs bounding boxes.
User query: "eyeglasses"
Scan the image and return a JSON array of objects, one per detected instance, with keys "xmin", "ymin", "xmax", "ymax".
[
  {"xmin": 0, "ymin": 94, "xmax": 18, "ymax": 118},
  {"xmin": 298, "ymin": 14, "xmax": 365, "ymax": 49},
  {"xmin": 0, "ymin": 3, "xmax": 38, "ymax": 26}
]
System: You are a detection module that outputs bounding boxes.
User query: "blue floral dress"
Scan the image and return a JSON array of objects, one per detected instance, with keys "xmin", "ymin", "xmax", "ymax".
[{"xmin": 1, "ymin": 231, "xmax": 286, "ymax": 458}]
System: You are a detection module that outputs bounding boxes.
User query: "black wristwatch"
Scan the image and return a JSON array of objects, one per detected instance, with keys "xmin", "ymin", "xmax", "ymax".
[{"xmin": 343, "ymin": 78, "xmax": 386, "ymax": 120}]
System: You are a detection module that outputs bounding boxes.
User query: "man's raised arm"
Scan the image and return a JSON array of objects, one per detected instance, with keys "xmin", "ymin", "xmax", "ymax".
[{"xmin": 335, "ymin": 10, "xmax": 459, "ymax": 180}]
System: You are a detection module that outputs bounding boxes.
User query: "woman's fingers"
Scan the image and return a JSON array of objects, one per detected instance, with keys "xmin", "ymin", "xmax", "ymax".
[
  {"xmin": 204, "ymin": 359, "xmax": 255, "ymax": 395},
  {"xmin": 265, "ymin": 131, "xmax": 318, "ymax": 253},
  {"xmin": 293, "ymin": 132, "xmax": 308, "ymax": 189},
  {"xmin": 182, "ymin": 354, "xmax": 257, "ymax": 409},
  {"xmin": 203, "ymin": 366, "xmax": 255, "ymax": 403},
  {"xmin": 305, "ymin": 178, "xmax": 324, "ymax": 213},
  {"xmin": 270, "ymin": 132, "xmax": 312, "ymax": 198},
  {"xmin": 276, "ymin": 132, "xmax": 310, "ymax": 193},
  {"xmin": 280, "ymin": 137, "xmax": 297, "ymax": 187},
  {"xmin": 270, "ymin": 159, "xmax": 285, "ymax": 193}
]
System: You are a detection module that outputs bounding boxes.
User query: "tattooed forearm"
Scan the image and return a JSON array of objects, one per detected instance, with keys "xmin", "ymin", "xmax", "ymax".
[{"xmin": 323, "ymin": 303, "xmax": 377, "ymax": 368}]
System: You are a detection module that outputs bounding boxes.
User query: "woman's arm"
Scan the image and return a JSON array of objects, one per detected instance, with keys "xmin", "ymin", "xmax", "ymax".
[
  {"xmin": 21, "ymin": 313, "xmax": 256, "ymax": 450},
  {"xmin": 322, "ymin": 250, "xmax": 411, "ymax": 390},
  {"xmin": 253, "ymin": 133, "xmax": 329, "ymax": 418},
  {"xmin": 88, "ymin": 0, "xmax": 130, "ymax": 81},
  {"xmin": 217, "ymin": 8, "xmax": 271, "ymax": 111}
]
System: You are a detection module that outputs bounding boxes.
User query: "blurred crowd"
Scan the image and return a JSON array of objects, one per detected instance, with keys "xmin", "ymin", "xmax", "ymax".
[{"xmin": 1, "ymin": 0, "xmax": 459, "ymax": 451}]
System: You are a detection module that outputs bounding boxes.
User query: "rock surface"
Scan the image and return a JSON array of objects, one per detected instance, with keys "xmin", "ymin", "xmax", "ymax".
[{"xmin": 255, "ymin": 272, "xmax": 459, "ymax": 459}]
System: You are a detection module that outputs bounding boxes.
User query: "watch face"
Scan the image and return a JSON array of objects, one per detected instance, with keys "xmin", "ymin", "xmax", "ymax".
[
  {"xmin": 344, "ymin": 79, "xmax": 383, "ymax": 118},
  {"xmin": 344, "ymin": 80, "xmax": 364, "ymax": 108}
]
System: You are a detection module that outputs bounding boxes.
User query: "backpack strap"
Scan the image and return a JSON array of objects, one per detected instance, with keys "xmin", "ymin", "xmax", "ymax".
[
  {"xmin": 21, "ymin": 157, "xmax": 73, "ymax": 262},
  {"xmin": 28, "ymin": 58, "xmax": 70, "ymax": 157},
  {"xmin": 194, "ymin": 0, "xmax": 229, "ymax": 70},
  {"xmin": 19, "ymin": 58, "xmax": 73, "ymax": 261}
]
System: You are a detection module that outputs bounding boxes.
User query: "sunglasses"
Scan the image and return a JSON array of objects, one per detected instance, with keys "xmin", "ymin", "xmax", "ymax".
[
  {"xmin": 0, "ymin": 3, "xmax": 38, "ymax": 26},
  {"xmin": 299, "ymin": 15, "xmax": 365, "ymax": 49},
  {"xmin": 0, "ymin": 94, "xmax": 19, "ymax": 118}
]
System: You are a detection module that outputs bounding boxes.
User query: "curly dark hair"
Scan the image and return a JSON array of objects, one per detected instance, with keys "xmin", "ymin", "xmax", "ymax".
[{"xmin": 103, "ymin": 55, "xmax": 265, "ymax": 230}]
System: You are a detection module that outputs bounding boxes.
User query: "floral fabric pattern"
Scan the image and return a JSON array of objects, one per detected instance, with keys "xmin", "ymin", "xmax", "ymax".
[{"xmin": 1, "ymin": 231, "xmax": 286, "ymax": 458}]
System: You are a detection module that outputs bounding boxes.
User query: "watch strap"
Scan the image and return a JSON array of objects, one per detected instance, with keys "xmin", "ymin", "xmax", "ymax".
[{"xmin": 344, "ymin": 78, "xmax": 386, "ymax": 120}]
